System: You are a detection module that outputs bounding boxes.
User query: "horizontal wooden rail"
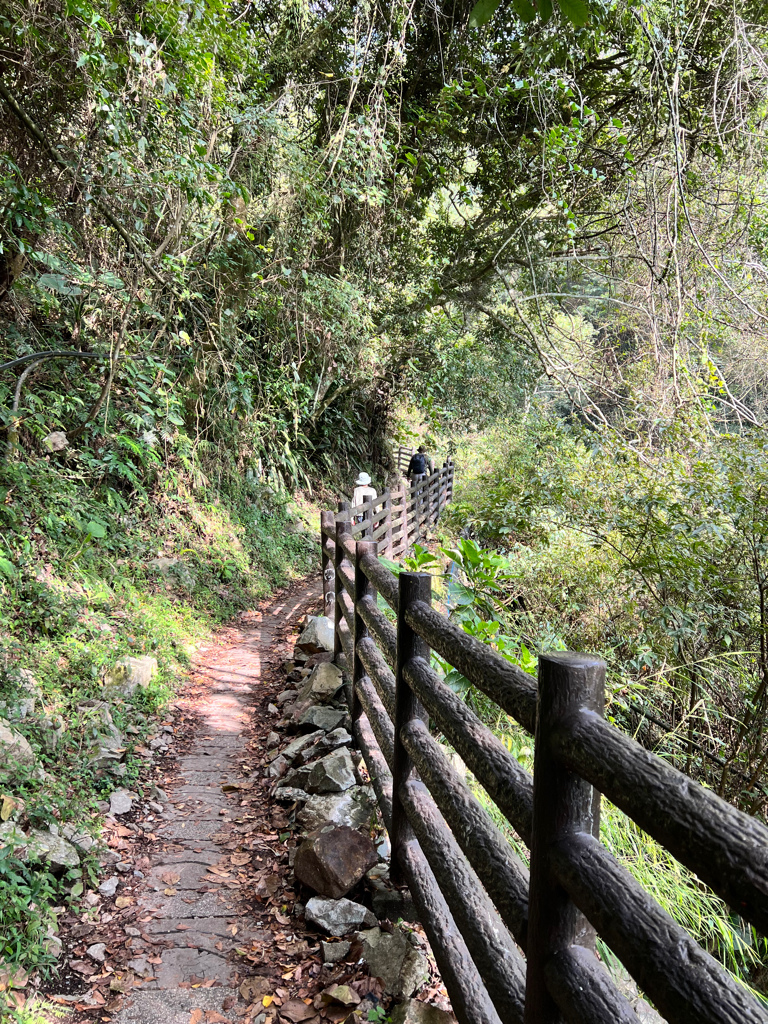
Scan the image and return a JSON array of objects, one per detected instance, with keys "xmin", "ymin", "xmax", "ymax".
[
  {"xmin": 356, "ymin": 593, "xmax": 397, "ymax": 668},
  {"xmin": 355, "ymin": 635, "xmax": 396, "ymax": 715},
  {"xmin": 552, "ymin": 707, "xmax": 768, "ymax": 935},
  {"xmin": 404, "ymin": 655, "xmax": 534, "ymax": 842},
  {"xmin": 406, "ymin": 599, "xmax": 537, "ymax": 733},
  {"xmin": 551, "ymin": 832, "xmax": 766, "ymax": 1024},
  {"xmin": 401, "ymin": 718, "xmax": 530, "ymax": 945},
  {"xmin": 320, "ymin": 492, "xmax": 768, "ymax": 1024},
  {"xmin": 400, "ymin": 779, "xmax": 527, "ymax": 1024}
]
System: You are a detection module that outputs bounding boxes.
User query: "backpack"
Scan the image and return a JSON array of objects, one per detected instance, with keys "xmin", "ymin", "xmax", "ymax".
[{"xmin": 410, "ymin": 452, "xmax": 427, "ymax": 475}]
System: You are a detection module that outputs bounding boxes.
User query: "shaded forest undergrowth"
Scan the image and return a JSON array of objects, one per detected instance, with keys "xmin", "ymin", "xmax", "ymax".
[{"xmin": 0, "ymin": 459, "xmax": 315, "ymax": 1013}]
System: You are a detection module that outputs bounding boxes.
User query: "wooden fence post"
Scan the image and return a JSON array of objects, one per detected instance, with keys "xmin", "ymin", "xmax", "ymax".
[
  {"xmin": 414, "ymin": 473, "xmax": 424, "ymax": 542},
  {"xmin": 321, "ymin": 511, "xmax": 335, "ymax": 618},
  {"xmin": 334, "ymin": 517, "xmax": 351, "ymax": 664},
  {"xmin": 441, "ymin": 460, "xmax": 451, "ymax": 513},
  {"xmin": 383, "ymin": 490, "xmax": 393, "ymax": 555},
  {"xmin": 524, "ymin": 652, "xmax": 605, "ymax": 1024},
  {"xmin": 353, "ymin": 539, "xmax": 377, "ymax": 725},
  {"xmin": 391, "ymin": 571, "xmax": 432, "ymax": 884},
  {"xmin": 399, "ymin": 483, "xmax": 409, "ymax": 557}
]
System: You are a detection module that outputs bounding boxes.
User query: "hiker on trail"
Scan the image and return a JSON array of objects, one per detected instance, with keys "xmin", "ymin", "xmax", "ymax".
[
  {"xmin": 352, "ymin": 471, "xmax": 377, "ymax": 520},
  {"xmin": 406, "ymin": 445, "xmax": 433, "ymax": 480}
]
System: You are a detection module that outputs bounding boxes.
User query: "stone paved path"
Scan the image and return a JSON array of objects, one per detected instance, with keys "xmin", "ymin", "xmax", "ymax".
[{"xmin": 115, "ymin": 581, "xmax": 321, "ymax": 1024}]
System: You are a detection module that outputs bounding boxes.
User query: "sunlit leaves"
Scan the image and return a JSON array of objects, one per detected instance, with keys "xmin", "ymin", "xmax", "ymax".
[{"xmin": 468, "ymin": 0, "xmax": 591, "ymax": 27}]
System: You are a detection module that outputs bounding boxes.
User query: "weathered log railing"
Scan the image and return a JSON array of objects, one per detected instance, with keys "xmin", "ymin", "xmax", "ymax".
[
  {"xmin": 318, "ymin": 517, "xmax": 768, "ymax": 1024},
  {"xmin": 320, "ymin": 461, "xmax": 453, "ymax": 616}
]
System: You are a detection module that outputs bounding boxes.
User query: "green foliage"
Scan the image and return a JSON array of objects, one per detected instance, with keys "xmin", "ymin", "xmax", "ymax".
[
  {"xmin": 0, "ymin": 844, "xmax": 68, "ymax": 976},
  {"xmin": 469, "ymin": 0, "xmax": 590, "ymax": 28},
  {"xmin": 443, "ymin": 415, "xmax": 768, "ymax": 810},
  {"xmin": 0, "ymin": 450, "xmax": 314, "ymax": 978}
]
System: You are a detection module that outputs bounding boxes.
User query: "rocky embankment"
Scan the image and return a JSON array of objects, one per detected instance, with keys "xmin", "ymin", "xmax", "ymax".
[
  {"xmin": 0, "ymin": 654, "xmax": 178, "ymax": 988},
  {"xmin": 267, "ymin": 614, "xmax": 454, "ymax": 1024}
]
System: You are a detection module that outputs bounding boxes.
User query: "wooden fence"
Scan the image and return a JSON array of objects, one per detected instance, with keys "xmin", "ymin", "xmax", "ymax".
[
  {"xmin": 397, "ymin": 444, "xmax": 414, "ymax": 474},
  {"xmin": 318, "ymin": 519, "xmax": 768, "ymax": 1024},
  {"xmin": 320, "ymin": 462, "xmax": 453, "ymax": 616}
]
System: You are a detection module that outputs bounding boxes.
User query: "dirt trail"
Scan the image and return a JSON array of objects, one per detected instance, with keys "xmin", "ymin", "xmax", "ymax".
[{"xmin": 105, "ymin": 577, "xmax": 322, "ymax": 1024}]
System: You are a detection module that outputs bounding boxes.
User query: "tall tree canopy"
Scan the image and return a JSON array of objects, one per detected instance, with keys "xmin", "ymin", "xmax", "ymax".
[{"xmin": 1, "ymin": 0, "xmax": 767, "ymax": 479}]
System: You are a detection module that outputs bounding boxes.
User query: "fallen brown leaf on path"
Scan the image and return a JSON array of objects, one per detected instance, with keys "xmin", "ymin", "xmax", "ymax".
[
  {"xmin": 279, "ymin": 999, "xmax": 315, "ymax": 1022},
  {"xmin": 189, "ymin": 1009, "xmax": 204, "ymax": 1024},
  {"xmin": 239, "ymin": 976, "xmax": 272, "ymax": 1002}
]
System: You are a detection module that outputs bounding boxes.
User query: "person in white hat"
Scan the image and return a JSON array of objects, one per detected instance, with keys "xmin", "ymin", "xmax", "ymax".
[{"xmin": 352, "ymin": 472, "xmax": 377, "ymax": 518}]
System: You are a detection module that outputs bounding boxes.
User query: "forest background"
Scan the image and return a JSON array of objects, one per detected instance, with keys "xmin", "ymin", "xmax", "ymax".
[{"xmin": 3, "ymin": 0, "xmax": 768, "ymax": 1012}]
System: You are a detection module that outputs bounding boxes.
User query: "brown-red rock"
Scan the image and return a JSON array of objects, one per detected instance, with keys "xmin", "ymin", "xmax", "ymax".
[{"xmin": 294, "ymin": 824, "xmax": 378, "ymax": 899}]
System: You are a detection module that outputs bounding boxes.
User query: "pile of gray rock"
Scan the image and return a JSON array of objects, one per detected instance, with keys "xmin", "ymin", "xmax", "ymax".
[{"xmin": 267, "ymin": 615, "xmax": 455, "ymax": 1023}]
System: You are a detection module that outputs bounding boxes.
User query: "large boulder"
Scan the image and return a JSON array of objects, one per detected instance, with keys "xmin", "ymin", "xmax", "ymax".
[
  {"xmin": 305, "ymin": 896, "xmax": 376, "ymax": 936},
  {"xmin": 81, "ymin": 702, "xmax": 123, "ymax": 750},
  {"xmin": 305, "ymin": 748, "xmax": 357, "ymax": 794},
  {"xmin": 26, "ymin": 829, "xmax": 81, "ymax": 872},
  {"xmin": 282, "ymin": 731, "xmax": 324, "ymax": 765},
  {"xmin": 282, "ymin": 763, "xmax": 313, "ymax": 790},
  {"xmin": 292, "ymin": 728, "xmax": 352, "ymax": 768},
  {"xmin": 298, "ymin": 787, "xmax": 377, "ymax": 832},
  {"xmin": 61, "ymin": 823, "xmax": 96, "ymax": 853},
  {"xmin": 43, "ymin": 431, "xmax": 68, "ymax": 453},
  {"xmin": 0, "ymin": 720, "xmax": 36, "ymax": 766},
  {"xmin": 298, "ymin": 663, "xmax": 343, "ymax": 703},
  {"xmin": 108, "ymin": 789, "xmax": 134, "ymax": 816},
  {"xmin": 294, "ymin": 825, "xmax": 378, "ymax": 899},
  {"xmin": 298, "ymin": 706, "xmax": 346, "ymax": 733},
  {"xmin": 359, "ymin": 927, "xmax": 429, "ymax": 998},
  {"xmin": 84, "ymin": 702, "xmax": 126, "ymax": 772},
  {"xmin": 102, "ymin": 656, "xmax": 158, "ymax": 698},
  {"xmin": 284, "ymin": 747, "xmax": 356, "ymax": 792},
  {"xmin": 390, "ymin": 1002, "xmax": 457, "ymax": 1024},
  {"xmin": 0, "ymin": 822, "xmax": 80, "ymax": 873},
  {"xmin": 89, "ymin": 746, "xmax": 125, "ymax": 773},
  {"xmin": 297, "ymin": 617, "xmax": 335, "ymax": 655},
  {"xmin": 273, "ymin": 786, "xmax": 311, "ymax": 804}
]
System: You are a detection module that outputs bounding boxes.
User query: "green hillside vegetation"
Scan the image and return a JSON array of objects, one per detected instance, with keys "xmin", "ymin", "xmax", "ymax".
[{"xmin": 3, "ymin": 0, "xmax": 768, "ymax": 1012}]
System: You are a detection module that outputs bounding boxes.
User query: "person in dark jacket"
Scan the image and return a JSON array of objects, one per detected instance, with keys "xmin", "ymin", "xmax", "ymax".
[{"xmin": 406, "ymin": 446, "xmax": 433, "ymax": 480}]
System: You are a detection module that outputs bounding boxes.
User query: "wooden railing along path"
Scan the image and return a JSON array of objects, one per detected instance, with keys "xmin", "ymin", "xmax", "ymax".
[
  {"xmin": 318, "ymin": 514, "xmax": 768, "ymax": 1024},
  {"xmin": 320, "ymin": 461, "xmax": 453, "ymax": 616}
]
